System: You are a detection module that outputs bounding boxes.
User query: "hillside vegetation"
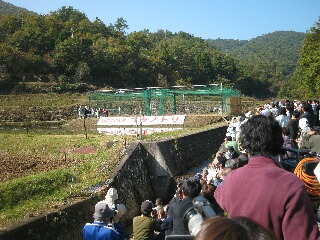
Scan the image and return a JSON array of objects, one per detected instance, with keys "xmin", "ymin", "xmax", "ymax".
[
  {"xmin": 0, "ymin": 2, "xmax": 319, "ymax": 99},
  {"xmin": 207, "ymin": 31, "xmax": 305, "ymax": 96},
  {"xmin": 0, "ymin": 0, "xmax": 35, "ymax": 15}
]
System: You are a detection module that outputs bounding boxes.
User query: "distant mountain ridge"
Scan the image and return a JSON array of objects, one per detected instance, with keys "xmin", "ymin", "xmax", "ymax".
[
  {"xmin": 206, "ymin": 31, "xmax": 305, "ymax": 76},
  {"xmin": 0, "ymin": 0, "xmax": 36, "ymax": 15},
  {"xmin": 0, "ymin": 0, "xmax": 307, "ymax": 97}
]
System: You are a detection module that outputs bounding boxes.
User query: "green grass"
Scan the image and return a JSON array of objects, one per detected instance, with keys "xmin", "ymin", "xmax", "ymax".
[
  {"xmin": 141, "ymin": 122, "xmax": 227, "ymax": 141},
  {"xmin": 0, "ymin": 132, "xmax": 135, "ymax": 229},
  {"xmin": 0, "ymin": 93, "xmax": 233, "ymax": 230},
  {"xmin": 0, "ymin": 93, "xmax": 87, "ymax": 109},
  {"xmin": 0, "ymin": 122, "xmax": 226, "ymax": 229}
]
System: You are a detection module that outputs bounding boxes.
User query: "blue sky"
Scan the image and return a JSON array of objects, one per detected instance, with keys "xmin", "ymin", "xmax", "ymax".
[{"xmin": 4, "ymin": 0, "xmax": 320, "ymax": 40}]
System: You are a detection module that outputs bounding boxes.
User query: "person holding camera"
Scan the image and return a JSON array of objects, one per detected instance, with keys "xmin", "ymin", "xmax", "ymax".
[
  {"xmin": 168, "ymin": 178, "xmax": 202, "ymax": 235},
  {"xmin": 214, "ymin": 115, "xmax": 319, "ymax": 240},
  {"xmin": 132, "ymin": 200, "xmax": 161, "ymax": 240},
  {"xmin": 83, "ymin": 202, "xmax": 125, "ymax": 240}
]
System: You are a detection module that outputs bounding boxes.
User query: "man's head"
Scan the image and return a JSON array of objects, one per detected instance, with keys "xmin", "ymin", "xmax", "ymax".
[
  {"xmin": 93, "ymin": 202, "xmax": 114, "ymax": 221},
  {"xmin": 239, "ymin": 115, "xmax": 283, "ymax": 156},
  {"xmin": 300, "ymin": 102, "xmax": 311, "ymax": 113},
  {"xmin": 182, "ymin": 178, "xmax": 201, "ymax": 199},
  {"xmin": 141, "ymin": 200, "xmax": 154, "ymax": 216}
]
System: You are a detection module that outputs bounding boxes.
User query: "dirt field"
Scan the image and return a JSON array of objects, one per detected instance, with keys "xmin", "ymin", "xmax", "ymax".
[{"xmin": 1, "ymin": 114, "xmax": 227, "ymax": 182}]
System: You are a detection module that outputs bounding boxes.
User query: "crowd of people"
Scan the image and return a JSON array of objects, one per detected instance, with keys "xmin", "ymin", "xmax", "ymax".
[
  {"xmin": 78, "ymin": 105, "xmax": 110, "ymax": 119},
  {"xmin": 82, "ymin": 99, "xmax": 320, "ymax": 240}
]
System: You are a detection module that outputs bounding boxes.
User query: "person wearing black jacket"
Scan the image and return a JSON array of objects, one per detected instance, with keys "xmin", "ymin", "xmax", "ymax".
[
  {"xmin": 287, "ymin": 111, "xmax": 300, "ymax": 149},
  {"xmin": 300, "ymin": 102, "xmax": 315, "ymax": 128},
  {"xmin": 168, "ymin": 178, "xmax": 201, "ymax": 235}
]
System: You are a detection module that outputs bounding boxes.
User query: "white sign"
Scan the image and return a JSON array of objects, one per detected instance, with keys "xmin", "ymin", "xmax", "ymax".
[
  {"xmin": 97, "ymin": 127, "xmax": 183, "ymax": 135},
  {"xmin": 97, "ymin": 115, "xmax": 185, "ymax": 126}
]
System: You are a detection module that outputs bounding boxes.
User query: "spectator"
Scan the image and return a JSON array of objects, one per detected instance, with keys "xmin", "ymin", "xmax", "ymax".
[
  {"xmin": 224, "ymin": 136, "xmax": 240, "ymax": 154},
  {"xmin": 200, "ymin": 182, "xmax": 223, "ymax": 216},
  {"xmin": 84, "ymin": 106, "xmax": 90, "ymax": 118},
  {"xmin": 200, "ymin": 183, "xmax": 216, "ymax": 206},
  {"xmin": 313, "ymin": 100, "xmax": 320, "ymax": 126},
  {"xmin": 299, "ymin": 130, "xmax": 320, "ymax": 154},
  {"xmin": 132, "ymin": 200, "xmax": 161, "ymax": 240},
  {"xmin": 169, "ymin": 178, "xmax": 201, "ymax": 235},
  {"xmin": 99, "ymin": 188, "xmax": 127, "ymax": 218},
  {"xmin": 287, "ymin": 110, "xmax": 300, "ymax": 148},
  {"xmin": 233, "ymin": 153, "xmax": 249, "ymax": 169},
  {"xmin": 225, "ymin": 146, "xmax": 239, "ymax": 160},
  {"xmin": 210, "ymin": 152, "xmax": 227, "ymax": 169},
  {"xmin": 104, "ymin": 109, "xmax": 109, "ymax": 117},
  {"xmin": 275, "ymin": 107, "xmax": 290, "ymax": 128},
  {"xmin": 300, "ymin": 102, "xmax": 315, "ymax": 128},
  {"xmin": 156, "ymin": 207, "xmax": 173, "ymax": 237},
  {"xmin": 78, "ymin": 106, "xmax": 83, "ymax": 119},
  {"xmin": 269, "ymin": 103, "xmax": 279, "ymax": 118},
  {"xmin": 83, "ymin": 202, "xmax": 125, "ymax": 240},
  {"xmin": 195, "ymin": 216, "xmax": 276, "ymax": 240},
  {"xmin": 298, "ymin": 117, "xmax": 312, "ymax": 148},
  {"xmin": 214, "ymin": 115, "xmax": 319, "ymax": 240},
  {"xmin": 154, "ymin": 198, "xmax": 164, "ymax": 212},
  {"xmin": 282, "ymin": 127, "xmax": 295, "ymax": 158}
]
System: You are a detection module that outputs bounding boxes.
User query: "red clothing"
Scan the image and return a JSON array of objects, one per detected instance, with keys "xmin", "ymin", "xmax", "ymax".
[{"xmin": 214, "ymin": 155, "xmax": 319, "ymax": 240}]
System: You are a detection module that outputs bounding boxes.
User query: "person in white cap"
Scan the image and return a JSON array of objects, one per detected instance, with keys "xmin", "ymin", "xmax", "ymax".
[
  {"xmin": 100, "ymin": 188, "xmax": 127, "ymax": 217},
  {"xmin": 83, "ymin": 202, "xmax": 125, "ymax": 240}
]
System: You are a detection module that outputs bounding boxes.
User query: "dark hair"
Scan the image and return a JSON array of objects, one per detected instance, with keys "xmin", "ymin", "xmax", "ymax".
[
  {"xmin": 195, "ymin": 216, "xmax": 276, "ymax": 240},
  {"xmin": 239, "ymin": 115, "xmax": 283, "ymax": 155},
  {"xmin": 201, "ymin": 183, "xmax": 216, "ymax": 205},
  {"xmin": 292, "ymin": 110, "xmax": 300, "ymax": 119},
  {"xmin": 301, "ymin": 102, "xmax": 311, "ymax": 112},
  {"xmin": 217, "ymin": 156, "xmax": 227, "ymax": 168},
  {"xmin": 279, "ymin": 107, "xmax": 286, "ymax": 115},
  {"xmin": 182, "ymin": 178, "xmax": 201, "ymax": 199}
]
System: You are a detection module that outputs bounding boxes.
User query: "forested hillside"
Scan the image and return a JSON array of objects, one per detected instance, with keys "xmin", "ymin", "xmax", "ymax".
[
  {"xmin": 284, "ymin": 17, "xmax": 320, "ymax": 98},
  {"xmin": 0, "ymin": 7, "xmax": 247, "ymax": 95},
  {"xmin": 0, "ymin": 0, "xmax": 35, "ymax": 15},
  {"xmin": 207, "ymin": 31, "xmax": 305, "ymax": 96},
  {"xmin": 0, "ymin": 1, "xmax": 319, "ymax": 99},
  {"xmin": 206, "ymin": 38, "xmax": 248, "ymax": 52}
]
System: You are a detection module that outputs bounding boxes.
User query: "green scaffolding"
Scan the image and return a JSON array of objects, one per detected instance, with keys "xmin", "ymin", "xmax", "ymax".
[{"xmin": 88, "ymin": 85, "xmax": 241, "ymax": 116}]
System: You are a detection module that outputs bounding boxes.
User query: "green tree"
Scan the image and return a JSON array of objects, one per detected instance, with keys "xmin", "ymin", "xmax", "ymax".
[
  {"xmin": 290, "ymin": 17, "xmax": 320, "ymax": 98},
  {"xmin": 53, "ymin": 37, "xmax": 92, "ymax": 76}
]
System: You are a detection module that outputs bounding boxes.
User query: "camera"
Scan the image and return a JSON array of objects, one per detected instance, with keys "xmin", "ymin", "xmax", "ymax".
[{"xmin": 183, "ymin": 196, "xmax": 216, "ymax": 235}]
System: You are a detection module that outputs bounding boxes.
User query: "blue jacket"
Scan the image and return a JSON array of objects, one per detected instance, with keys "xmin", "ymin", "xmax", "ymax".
[{"xmin": 83, "ymin": 221, "xmax": 125, "ymax": 240}]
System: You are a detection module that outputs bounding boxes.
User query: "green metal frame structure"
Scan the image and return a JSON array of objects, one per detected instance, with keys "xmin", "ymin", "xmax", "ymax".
[{"xmin": 88, "ymin": 85, "xmax": 241, "ymax": 116}]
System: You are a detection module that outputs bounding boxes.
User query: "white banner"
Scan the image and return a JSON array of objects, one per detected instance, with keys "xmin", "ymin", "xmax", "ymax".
[
  {"xmin": 97, "ymin": 115, "xmax": 185, "ymax": 126},
  {"xmin": 97, "ymin": 127, "xmax": 183, "ymax": 135}
]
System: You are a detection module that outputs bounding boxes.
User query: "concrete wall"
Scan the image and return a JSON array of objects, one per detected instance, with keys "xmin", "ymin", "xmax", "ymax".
[{"xmin": 0, "ymin": 125, "xmax": 227, "ymax": 240}]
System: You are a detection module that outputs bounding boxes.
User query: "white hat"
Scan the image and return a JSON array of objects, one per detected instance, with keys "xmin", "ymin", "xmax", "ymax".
[
  {"xmin": 299, "ymin": 118, "xmax": 309, "ymax": 130},
  {"xmin": 105, "ymin": 188, "xmax": 118, "ymax": 203}
]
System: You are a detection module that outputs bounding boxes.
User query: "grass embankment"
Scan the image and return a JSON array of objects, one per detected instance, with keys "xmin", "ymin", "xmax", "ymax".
[
  {"xmin": 0, "ymin": 93, "xmax": 232, "ymax": 230},
  {"xmin": 0, "ymin": 121, "xmax": 226, "ymax": 230},
  {"xmin": 0, "ymin": 93, "xmax": 87, "ymax": 108},
  {"xmin": 0, "ymin": 132, "xmax": 135, "ymax": 230}
]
